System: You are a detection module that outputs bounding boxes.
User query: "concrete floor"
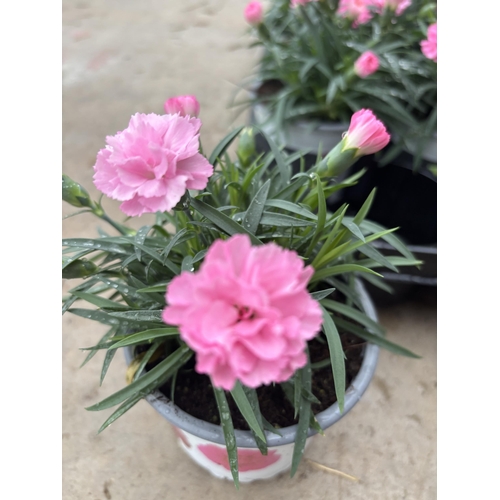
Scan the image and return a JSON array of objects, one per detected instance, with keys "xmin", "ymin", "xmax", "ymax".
[{"xmin": 62, "ymin": 1, "xmax": 437, "ymax": 498}]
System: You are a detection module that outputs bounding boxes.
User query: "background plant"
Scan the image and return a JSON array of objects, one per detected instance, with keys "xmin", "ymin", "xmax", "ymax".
[{"xmin": 243, "ymin": 0, "xmax": 437, "ymax": 168}]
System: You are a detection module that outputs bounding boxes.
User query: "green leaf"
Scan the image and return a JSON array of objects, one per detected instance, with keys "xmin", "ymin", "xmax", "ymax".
[
  {"xmin": 108, "ymin": 328, "xmax": 179, "ymax": 349},
  {"xmin": 69, "ymin": 291, "xmax": 129, "ymax": 310},
  {"xmin": 62, "ymin": 259, "xmax": 99, "ymax": 279},
  {"xmin": 351, "ymin": 219, "xmax": 416, "ymax": 260},
  {"xmin": 136, "ymin": 282, "xmax": 169, "ymax": 293},
  {"xmin": 80, "ymin": 325, "xmax": 118, "ymax": 368},
  {"xmin": 230, "ymin": 382, "xmax": 266, "ymax": 443},
  {"xmin": 69, "ymin": 308, "xmax": 124, "ymax": 326},
  {"xmin": 259, "ymin": 212, "xmax": 316, "ymax": 227},
  {"xmin": 352, "ymin": 188, "xmax": 376, "ymax": 227},
  {"xmin": 134, "ymin": 226, "xmax": 152, "ymax": 262},
  {"xmin": 213, "ymin": 387, "xmax": 239, "ymax": 489},
  {"xmin": 86, "ymin": 345, "xmax": 192, "ymax": 411},
  {"xmin": 310, "ymin": 288, "xmax": 336, "ymax": 301},
  {"xmin": 255, "ymin": 126, "xmax": 290, "ymax": 189},
  {"xmin": 190, "ymin": 197, "xmax": 261, "ymax": 245},
  {"xmin": 360, "ymin": 273, "xmax": 394, "ymax": 294},
  {"xmin": 290, "ymin": 360, "xmax": 312, "ymax": 478},
  {"xmin": 107, "ymin": 310, "xmax": 164, "ymax": 323},
  {"xmin": 161, "ymin": 228, "xmax": 197, "ymax": 264},
  {"xmin": 242, "ymin": 179, "xmax": 271, "ymax": 234},
  {"xmin": 132, "ymin": 242, "xmax": 180, "ymax": 275},
  {"xmin": 320, "ymin": 306, "xmax": 346, "ymax": 412},
  {"xmin": 100, "ymin": 349, "xmax": 117, "ymax": 386},
  {"xmin": 311, "ymin": 264, "xmax": 383, "ymax": 284},
  {"xmin": 341, "ymin": 220, "xmax": 365, "ymax": 243},
  {"xmin": 132, "ymin": 340, "xmax": 163, "ymax": 382},
  {"xmin": 241, "ymin": 386, "xmax": 268, "ymax": 455},
  {"xmin": 334, "ymin": 317, "xmax": 420, "ymax": 358},
  {"xmin": 97, "ymin": 392, "xmax": 145, "ymax": 433},
  {"xmin": 209, "ymin": 126, "xmax": 245, "ymax": 167},
  {"xmin": 321, "ymin": 299, "xmax": 386, "ymax": 336},
  {"xmin": 265, "ymin": 199, "xmax": 317, "ymax": 220},
  {"xmin": 305, "ymin": 175, "xmax": 326, "ymax": 257},
  {"xmin": 62, "ymin": 238, "xmax": 130, "ymax": 255}
]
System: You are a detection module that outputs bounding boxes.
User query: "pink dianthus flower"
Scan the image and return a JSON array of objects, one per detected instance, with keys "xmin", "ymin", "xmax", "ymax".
[
  {"xmin": 163, "ymin": 95, "xmax": 200, "ymax": 117},
  {"xmin": 343, "ymin": 109, "xmax": 390, "ymax": 156},
  {"xmin": 93, "ymin": 113, "xmax": 213, "ymax": 216},
  {"xmin": 244, "ymin": 1, "xmax": 264, "ymax": 25},
  {"xmin": 354, "ymin": 51, "xmax": 380, "ymax": 78},
  {"xmin": 420, "ymin": 23, "xmax": 437, "ymax": 62},
  {"xmin": 338, "ymin": 0, "xmax": 374, "ymax": 27},
  {"xmin": 162, "ymin": 234, "xmax": 323, "ymax": 390},
  {"xmin": 373, "ymin": 0, "xmax": 411, "ymax": 16}
]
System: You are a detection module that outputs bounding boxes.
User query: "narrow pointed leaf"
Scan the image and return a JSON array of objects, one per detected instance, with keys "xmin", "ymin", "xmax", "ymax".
[
  {"xmin": 213, "ymin": 387, "xmax": 239, "ymax": 489},
  {"xmin": 230, "ymin": 382, "xmax": 266, "ymax": 442},
  {"xmin": 109, "ymin": 328, "xmax": 179, "ymax": 349},
  {"xmin": 242, "ymin": 179, "xmax": 271, "ymax": 234},
  {"xmin": 86, "ymin": 345, "xmax": 191, "ymax": 411},
  {"xmin": 190, "ymin": 198, "xmax": 261, "ymax": 245},
  {"xmin": 321, "ymin": 299, "xmax": 386, "ymax": 336},
  {"xmin": 320, "ymin": 306, "xmax": 346, "ymax": 412}
]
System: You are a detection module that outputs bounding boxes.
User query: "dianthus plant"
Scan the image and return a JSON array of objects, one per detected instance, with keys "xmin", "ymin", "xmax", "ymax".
[{"xmin": 62, "ymin": 104, "xmax": 419, "ymax": 487}]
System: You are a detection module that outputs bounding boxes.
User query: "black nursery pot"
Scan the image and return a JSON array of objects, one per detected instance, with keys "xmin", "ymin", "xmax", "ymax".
[{"xmin": 330, "ymin": 145, "xmax": 437, "ymax": 304}]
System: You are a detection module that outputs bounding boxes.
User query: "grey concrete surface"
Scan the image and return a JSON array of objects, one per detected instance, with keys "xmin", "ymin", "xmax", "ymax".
[{"xmin": 62, "ymin": 1, "xmax": 437, "ymax": 498}]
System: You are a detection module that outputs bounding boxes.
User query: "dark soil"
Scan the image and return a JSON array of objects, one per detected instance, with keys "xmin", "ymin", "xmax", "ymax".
[{"xmin": 140, "ymin": 330, "xmax": 365, "ymax": 431}]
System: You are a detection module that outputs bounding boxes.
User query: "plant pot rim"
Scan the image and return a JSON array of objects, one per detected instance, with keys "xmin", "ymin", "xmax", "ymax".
[{"xmin": 123, "ymin": 279, "xmax": 379, "ymax": 448}]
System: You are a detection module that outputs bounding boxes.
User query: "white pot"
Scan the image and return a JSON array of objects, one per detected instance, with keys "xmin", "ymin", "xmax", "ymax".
[{"xmin": 124, "ymin": 281, "xmax": 379, "ymax": 483}]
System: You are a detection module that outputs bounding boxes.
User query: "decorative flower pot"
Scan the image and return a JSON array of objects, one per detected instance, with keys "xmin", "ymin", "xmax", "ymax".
[{"xmin": 123, "ymin": 280, "xmax": 380, "ymax": 483}]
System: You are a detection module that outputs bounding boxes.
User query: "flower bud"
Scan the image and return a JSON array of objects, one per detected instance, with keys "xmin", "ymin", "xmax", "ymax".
[
  {"xmin": 318, "ymin": 109, "xmax": 390, "ymax": 178},
  {"xmin": 237, "ymin": 127, "xmax": 257, "ymax": 166},
  {"xmin": 163, "ymin": 95, "xmax": 200, "ymax": 117},
  {"xmin": 244, "ymin": 1, "xmax": 264, "ymax": 25},
  {"xmin": 62, "ymin": 174, "xmax": 94, "ymax": 208},
  {"xmin": 354, "ymin": 51, "xmax": 380, "ymax": 78},
  {"xmin": 342, "ymin": 109, "xmax": 390, "ymax": 157},
  {"xmin": 62, "ymin": 259, "xmax": 99, "ymax": 279}
]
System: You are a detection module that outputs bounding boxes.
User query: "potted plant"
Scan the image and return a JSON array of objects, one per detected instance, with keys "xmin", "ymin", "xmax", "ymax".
[
  {"xmin": 240, "ymin": 0, "xmax": 437, "ymax": 298},
  {"xmin": 62, "ymin": 96, "xmax": 419, "ymax": 486}
]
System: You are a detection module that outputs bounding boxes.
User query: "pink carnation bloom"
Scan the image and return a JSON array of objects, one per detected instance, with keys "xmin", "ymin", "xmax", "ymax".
[
  {"xmin": 163, "ymin": 234, "xmax": 323, "ymax": 390},
  {"xmin": 164, "ymin": 95, "xmax": 200, "ymax": 117},
  {"xmin": 338, "ymin": 0, "xmax": 374, "ymax": 27},
  {"xmin": 244, "ymin": 1, "xmax": 263, "ymax": 25},
  {"xmin": 343, "ymin": 109, "xmax": 390, "ymax": 157},
  {"xmin": 420, "ymin": 23, "xmax": 437, "ymax": 62},
  {"xmin": 93, "ymin": 113, "xmax": 213, "ymax": 216},
  {"xmin": 354, "ymin": 51, "xmax": 380, "ymax": 78}
]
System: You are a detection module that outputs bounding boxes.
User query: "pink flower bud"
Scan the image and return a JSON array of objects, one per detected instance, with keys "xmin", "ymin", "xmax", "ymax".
[
  {"xmin": 420, "ymin": 23, "xmax": 437, "ymax": 63},
  {"xmin": 343, "ymin": 109, "xmax": 390, "ymax": 157},
  {"xmin": 354, "ymin": 51, "xmax": 380, "ymax": 78},
  {"xmin": 244, "ymin": 1, "xmax": 263, "ymax": 25},
  {"xmin": 163, "ymin": 95, "xmax": 200, "ymax": 118},
  {"xmin": 372, "ymin": 0, "xmax": 411, "ymax": 16}
]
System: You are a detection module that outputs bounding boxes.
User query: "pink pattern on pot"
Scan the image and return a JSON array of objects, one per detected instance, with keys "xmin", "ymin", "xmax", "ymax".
[{"xmin": 198, "ymin": 444, "xmax": 281, "ymax": 472}]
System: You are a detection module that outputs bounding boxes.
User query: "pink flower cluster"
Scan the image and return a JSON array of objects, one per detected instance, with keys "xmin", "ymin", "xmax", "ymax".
[
  {"xmin": 93, "ymin": 112, "xmax": 213, "ymax": 216},
  {"xmin": 420, "ymin": 23, "xmax": 437, "ymax": 62},
  {"xmin": 343, "ymin": 109, "xmax": 390, "ymax": 156},
  {"xmin": 163, "ymin": 235, "xmax": 323, "ymax": 390},
  {"xmin": 164, "ymin": 95, "xmax": 200, "ymax": 117},
  {"xmin": 354, "ymin": 51, "xmax": 379, "ymax": 78},
  {"xmin": 244, "ymin": 1, "xmax": 263, "ymax": 25}
]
